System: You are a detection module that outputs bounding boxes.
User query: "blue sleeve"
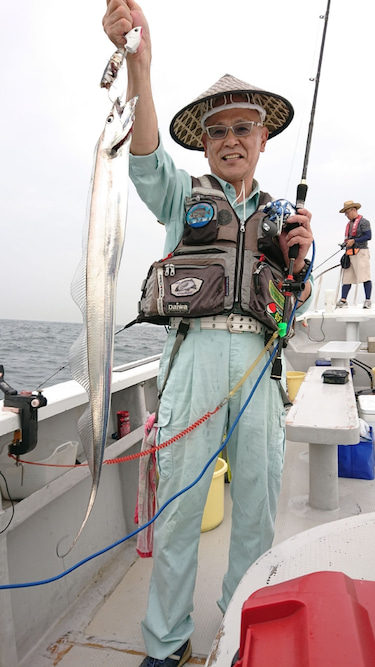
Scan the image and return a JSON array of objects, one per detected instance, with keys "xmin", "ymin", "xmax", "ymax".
[{"xmin": 355, "ymin": 230, "xmax": 371, "ymax": 244}]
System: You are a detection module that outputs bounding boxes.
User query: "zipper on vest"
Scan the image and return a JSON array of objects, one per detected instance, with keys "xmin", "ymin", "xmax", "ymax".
[
  {"xmin": 164, "ymin": 264, "xmax": 175, "ymax": 276},
  {"xmin": 234, "ymin": 223, "xmax": 245, "ymax": 304}
]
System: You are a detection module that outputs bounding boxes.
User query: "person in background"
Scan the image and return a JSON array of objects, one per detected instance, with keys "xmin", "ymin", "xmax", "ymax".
[
  {"xmin": 103, "ymin": 1, "xmax": 314, "ymax": 665},
  {"xmin": 336, "ymin": 200, "xmax": 372, "ymax": 309}
]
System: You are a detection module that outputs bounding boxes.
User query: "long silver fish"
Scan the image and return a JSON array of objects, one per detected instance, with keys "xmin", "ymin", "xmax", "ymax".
[{"xmin": 59, "ymin": 63, "xmax": 139, "ymax": 557}]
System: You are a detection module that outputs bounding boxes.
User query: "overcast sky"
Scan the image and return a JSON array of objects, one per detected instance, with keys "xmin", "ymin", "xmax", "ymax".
[{"xmin": 1, "ymin": 0, "xmax": 375, "ymax": 324}]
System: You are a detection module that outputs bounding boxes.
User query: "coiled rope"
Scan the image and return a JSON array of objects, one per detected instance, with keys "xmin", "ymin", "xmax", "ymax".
[{"xmin": 9, "ymin": 331, "xmax": 279, "ymax": 469}]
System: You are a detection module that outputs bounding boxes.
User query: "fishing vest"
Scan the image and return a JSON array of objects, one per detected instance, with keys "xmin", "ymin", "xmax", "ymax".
[
  {"xmin": 137, "ymin": 175, "xmax": 295, "ymax": 332},
  {"xmin": 345, "ymin": 215, "xmax": 362, "ymax": 240}
]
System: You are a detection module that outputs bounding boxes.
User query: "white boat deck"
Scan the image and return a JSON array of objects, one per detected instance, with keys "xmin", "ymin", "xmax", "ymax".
[{"xmin": 25, "ymin": 433, "xmax": 375, "ymax": 667}]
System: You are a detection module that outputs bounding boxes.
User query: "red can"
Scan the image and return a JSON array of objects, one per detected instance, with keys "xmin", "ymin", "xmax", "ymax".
[{"xmin": 117, "ymin": 410, "xmax": 130, "ymax": 438}]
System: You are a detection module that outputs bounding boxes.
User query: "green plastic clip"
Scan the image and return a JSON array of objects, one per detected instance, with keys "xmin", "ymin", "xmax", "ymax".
[{"xmin": 278, "ymin": 322, "xmax": 287, "ymax": 338}]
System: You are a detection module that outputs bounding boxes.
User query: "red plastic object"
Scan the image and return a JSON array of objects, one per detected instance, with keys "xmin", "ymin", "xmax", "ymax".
[
  {"xmin": 117, "ymin": 410, "xmax": 130, "ymax": 438},
  {"xmin": 233, "ymin": 571, "xmax": 375, "ymax": 667}
]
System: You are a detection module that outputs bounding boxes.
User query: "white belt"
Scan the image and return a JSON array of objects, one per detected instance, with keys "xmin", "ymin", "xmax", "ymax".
[{"xmin": 169, "ymin": 314, "xmax": 263, "ymax": 334}]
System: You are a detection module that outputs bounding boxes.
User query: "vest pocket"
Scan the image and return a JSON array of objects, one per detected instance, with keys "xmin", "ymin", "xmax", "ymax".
[
  {"xmin": 138, "ymin": 254, "xmax": 231, "ymax": 321},
  {"xmin": 183, "ymin": 198, "xmax": 219, "ymax": 245},
  {"xmin": 242, "ymin": 253, "xmax": 294, "ymax": 332},
  {"xmin": 182, "ymin": 218, "xmax": 219, "ymax": 245}
]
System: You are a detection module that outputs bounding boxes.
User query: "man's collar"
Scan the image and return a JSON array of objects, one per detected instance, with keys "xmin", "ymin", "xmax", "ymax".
[{"xmin": 212, "ymin": 175, "xmax": 260, "ymax": 204}]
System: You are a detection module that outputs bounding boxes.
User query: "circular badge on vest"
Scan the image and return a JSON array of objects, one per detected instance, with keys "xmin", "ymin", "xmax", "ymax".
[
  {"xmin": 218, "ymin": 209, "xmax": 232, "ymax": 226},
  {"xmin": 186, "ymin": 202, "xmax": 214, "ymax": 227}
]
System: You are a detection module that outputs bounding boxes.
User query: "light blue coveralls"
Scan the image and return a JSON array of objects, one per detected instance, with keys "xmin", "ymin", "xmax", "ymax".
[{"xmin": 130, "ymin": 140, "xmax": 312, "ymax": 660}]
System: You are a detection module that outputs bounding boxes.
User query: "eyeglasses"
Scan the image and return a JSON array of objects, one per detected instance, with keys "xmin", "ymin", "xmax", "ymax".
[{"xmin": 204, "ymin": 121, "xmax": 263, "ymax": 140}]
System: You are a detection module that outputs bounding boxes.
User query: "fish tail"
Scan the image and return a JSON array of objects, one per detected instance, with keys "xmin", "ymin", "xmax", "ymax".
[{"xmin": 56, "ymin": 481, "xmax": 98, "ymax": 558}]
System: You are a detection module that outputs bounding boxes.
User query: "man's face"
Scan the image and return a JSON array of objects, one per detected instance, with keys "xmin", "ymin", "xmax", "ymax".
[
  {"xmin": 345, "ymin": 207, "xmax": 358, "ymax": 220},
  {"xmin": 202, "ymin": 107, "xmax": 269, "ymax": 192}
]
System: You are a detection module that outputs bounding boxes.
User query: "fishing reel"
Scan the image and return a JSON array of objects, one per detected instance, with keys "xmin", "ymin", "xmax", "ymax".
[
  {"xmin": 260, "ymin": 199, "xmax": 296, "ymax": 238},
  {"xmin": 261, "ymin": 186, "xmax": 309, "ymax": 381}
]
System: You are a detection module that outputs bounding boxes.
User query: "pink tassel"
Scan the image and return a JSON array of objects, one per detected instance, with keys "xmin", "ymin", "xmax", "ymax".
[{"xmin": 134, "ymin": 413, "xmax": 157, "ymax": 557}]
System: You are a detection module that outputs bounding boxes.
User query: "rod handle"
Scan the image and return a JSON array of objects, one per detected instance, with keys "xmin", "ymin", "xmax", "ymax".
[
  {"xmin": 296, "ymin": 182, "xmax": 308, "ymax": 209},
  {"xmin": 287, "ymin": 182, "xmax": 309, "ymax": 260}
]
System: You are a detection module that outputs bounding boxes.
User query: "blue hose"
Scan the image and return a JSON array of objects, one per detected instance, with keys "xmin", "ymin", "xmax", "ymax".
[{"xmin": 0, "ymin": 243, "xmax": 315, "ymax": 590}]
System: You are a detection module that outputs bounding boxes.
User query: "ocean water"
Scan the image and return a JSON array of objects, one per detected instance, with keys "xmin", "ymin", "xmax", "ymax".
[{"xmin": 0, "ymin": 319, "xmax": 168, "ymax": 392}]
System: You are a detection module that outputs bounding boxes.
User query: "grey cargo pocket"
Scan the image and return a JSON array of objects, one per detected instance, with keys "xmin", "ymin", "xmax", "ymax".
[
  {"xmin": 241, "ymin": 251, "xmax": 295, "ymax": 332},
  {"xmin": 138, "ymin": 256, "xmax": 229, "ymax": 321},
  {"xmin": 156, "ymin": 404, "xmax": 174, "ymax": 480}
]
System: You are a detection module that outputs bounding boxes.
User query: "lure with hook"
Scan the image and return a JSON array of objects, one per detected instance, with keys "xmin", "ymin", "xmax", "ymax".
[{"xmin": 100, "ymin": 26, "xmax": 142, "ymax": 91}]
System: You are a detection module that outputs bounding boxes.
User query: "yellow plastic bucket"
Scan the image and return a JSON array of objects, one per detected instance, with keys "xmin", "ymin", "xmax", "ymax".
[
  {"xmin": 286, "ymin": 371, "xmax": 306, "ymax": 402},
  {"xmin": 201, "ymin": 457, "xmax": 228, "ymax": 532}
]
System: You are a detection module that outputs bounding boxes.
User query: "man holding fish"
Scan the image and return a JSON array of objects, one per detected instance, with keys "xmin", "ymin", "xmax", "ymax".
[{"xmin": 103, "ymin": 2, "xmax": 313, "ymax": 665}]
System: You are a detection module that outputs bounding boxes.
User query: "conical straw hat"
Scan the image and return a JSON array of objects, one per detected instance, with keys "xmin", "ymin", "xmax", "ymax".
[{"xmin": 169, "ymin": 74, "xmax": 294, "ymax": 151}]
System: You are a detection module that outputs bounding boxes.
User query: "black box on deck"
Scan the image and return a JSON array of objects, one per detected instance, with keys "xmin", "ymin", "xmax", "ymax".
[{"xmin": 322, "ymin": 369, "xmax": 349, "ymax": 384}]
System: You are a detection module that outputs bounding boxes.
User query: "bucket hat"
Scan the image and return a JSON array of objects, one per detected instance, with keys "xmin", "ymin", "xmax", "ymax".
[
  {"xmin": 339, "ymin": 200, "xmax": 362, "ymax": 213},
  {"xmin": 169, "ymin": 74, "xmax": 294, "ymax": 151}
]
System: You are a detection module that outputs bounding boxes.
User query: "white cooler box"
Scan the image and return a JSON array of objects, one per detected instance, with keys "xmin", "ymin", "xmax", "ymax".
[{"xmin": 358, "ymin": 395, "xmax": 375, "ymax": 432}]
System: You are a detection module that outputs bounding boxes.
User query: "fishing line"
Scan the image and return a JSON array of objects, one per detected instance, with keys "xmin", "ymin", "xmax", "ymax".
[
  {"xmin": 33, "ymin": 321, "xmax": 166, "ymax": 391},
  {"xmin": 35, "ymin": 363, "xmax": 69, "ymax": 391},
  {"xmin": 0, "ymin": 345, "xmax": 278, "ymax": 591}
]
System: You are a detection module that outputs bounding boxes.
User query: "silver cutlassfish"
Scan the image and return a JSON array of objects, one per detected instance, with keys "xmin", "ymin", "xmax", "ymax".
[{"xmin": 59, "ymin": 28, "xmax": 142, "ymax": 557}]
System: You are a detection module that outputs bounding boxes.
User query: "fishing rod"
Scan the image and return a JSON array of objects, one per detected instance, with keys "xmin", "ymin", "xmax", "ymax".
[
  {"xmin": 290, "ymin": 0, "xmax": 332, "ymax": 257},
  {"xmin": 299, "ymin": 0, "xmax": 331, "ymax": 190},
  {"xmin": 313, "ymin": 244, "xmax": 343, "ymax": 273},
  {"xmin": 267, "ymin": 0, "xmax": 331, "ymax": 379},
  {"xmin": 263, "ymin": 0, "xmax": 331, "ymax": 237}
]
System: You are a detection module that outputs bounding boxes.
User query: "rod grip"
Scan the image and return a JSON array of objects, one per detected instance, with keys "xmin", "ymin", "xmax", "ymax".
[
  {"xmin": 284, "ymin": 221, "xmax": 300, "ymax": 260},
  {"xmin": 296, "ymin": 182, "xmax": 308, "ymax": 209},
  {"xmin": 288, "ymin": 182, "xmax": 308, "ymax": 259}
]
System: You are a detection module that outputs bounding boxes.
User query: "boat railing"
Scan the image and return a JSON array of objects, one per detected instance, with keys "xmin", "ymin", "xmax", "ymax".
[
  {"xmin": 113, "ymin": 353, "xmax": 162, "ymax": 373},
  {"xmin": 310, "ymin": 263, "xmax": 361, "ymax": 313}
]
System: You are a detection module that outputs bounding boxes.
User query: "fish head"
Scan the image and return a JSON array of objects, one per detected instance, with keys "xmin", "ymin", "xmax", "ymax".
[{"xmin": 102, "ymin": 96, "xmax": 138, "ymax": 156}]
